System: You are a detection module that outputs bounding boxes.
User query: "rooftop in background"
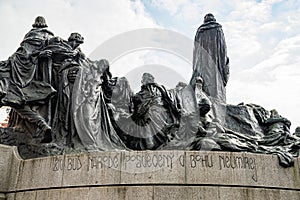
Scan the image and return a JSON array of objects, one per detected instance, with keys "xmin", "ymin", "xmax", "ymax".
[{"xmin": 0, "ymin": 107, "xmax": 10, "ymax": 128}]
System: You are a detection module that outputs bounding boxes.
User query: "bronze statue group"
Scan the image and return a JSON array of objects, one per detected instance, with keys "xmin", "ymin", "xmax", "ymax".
[{"xmin": 1, "ymin": 15, "xmax": 300, "ymax": 167}]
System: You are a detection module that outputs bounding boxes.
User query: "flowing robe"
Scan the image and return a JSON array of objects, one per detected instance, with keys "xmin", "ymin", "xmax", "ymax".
[
  {"xmin": 2, "ymin": 28, "xmax": 55, "ymax": 107},
  {"xmin": 72, "ymin": 60, "xmax": 128, "ymax": 151},
  {"xmin": 5, "ymin": 28, "xmax": 56, "ymax": 134},
  {"xmin": 191, "ymin": 20, "xmax": 229, "ymax": 104},
  {"xmin": 43, "ymin": 37, "xmax": 82, "ymax": 145},
  {"xmin": 112, "ymin": 83, "xmax": 181, "ymax": 150}
]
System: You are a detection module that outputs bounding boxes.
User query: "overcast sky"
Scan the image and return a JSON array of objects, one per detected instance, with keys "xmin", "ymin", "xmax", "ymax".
[{"xmin": 0, "ymin": 0, "xmax": 300, "ymax": 131}]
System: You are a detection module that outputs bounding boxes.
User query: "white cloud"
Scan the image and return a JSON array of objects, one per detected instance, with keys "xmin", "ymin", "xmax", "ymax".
[
  {"xmin": 0, "ymin": 0, "xmax": 157, "ymax": 60},
  {"xmin": 150, "ymin": 0, "xmax": 187, "ymax": 15},
  {"xmin": 228, "ymin": 33, "xmax": 300, "ymax": 130},
  {"xmin": 111, "ymin": 50, "xmax": 190, "ymax": 92},
  {"xmin": 227, "ymin": 0, "xmax": 273, "ymax": 22}
]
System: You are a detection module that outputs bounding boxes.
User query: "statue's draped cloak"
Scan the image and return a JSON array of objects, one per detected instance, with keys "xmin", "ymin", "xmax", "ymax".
[
  {"xmin": 43, "ymin": 38, "xmax": 80, "ymax": 144},
  {"xmin": 72, "ymin": 61, "xmax": 127, "ymax": 151},
  {"xmin": 191, "ymin": 21, "xmax": 229, "ymax": 104},
  {"xmin": 1, "ymin": 28, "xmax": 55, "ymax": 107},
  {"xmin": 112, "ymin": 83, "xmax": 181, "ymax": 150}
]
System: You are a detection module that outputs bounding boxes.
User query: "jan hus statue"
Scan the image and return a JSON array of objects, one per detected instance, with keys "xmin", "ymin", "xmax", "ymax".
[{"xmin": 191, "ymin": 13, "xmax": 229, "ymax": 105}]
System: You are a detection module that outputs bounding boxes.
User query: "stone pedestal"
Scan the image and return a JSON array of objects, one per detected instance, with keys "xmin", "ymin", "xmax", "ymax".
[{"xmin": 0, "ymin": 144, "xmax": 300, "ymax": 199}]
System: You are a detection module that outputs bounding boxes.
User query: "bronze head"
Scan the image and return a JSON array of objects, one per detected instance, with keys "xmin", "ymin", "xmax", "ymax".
[{"xmin": 32, "ymin": 16, "xmax": 48, "ymax": 28}]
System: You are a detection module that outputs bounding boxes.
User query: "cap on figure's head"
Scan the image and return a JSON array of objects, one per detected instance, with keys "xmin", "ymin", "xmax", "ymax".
[
  {"xmin": 68, "ymin": 32, "xmax": 84, "ymax": 44},
  {"xmin": 32, "ymin": 16, "xmax": 48, "ymax": 28},
  {"xmin": 204, "ymin": 13, "xmax": 216, "ymax": 23}
]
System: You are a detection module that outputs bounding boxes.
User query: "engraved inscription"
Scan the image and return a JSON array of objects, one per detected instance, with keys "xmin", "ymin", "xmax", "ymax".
[
  {"xmin": 124, "ymin": 153, "xmax": 175, "ymax": 170},
  {"xmin": 51, "ymin": 152, "xmax": 259, "ymax": 182},
  {"xmin": 190, "ymin": 154, "xmax": 213, "ymax": 168},
  {"xmin": 219, "ymin": 155, "xmax": 257, "ymax": 182},
  {"xmin": 52, "ymin": 156, "xmax": 82, "ymax": 171},
  {"xmin": 87, "ymin": 155, "xmax": 120, "ymax": 171}
]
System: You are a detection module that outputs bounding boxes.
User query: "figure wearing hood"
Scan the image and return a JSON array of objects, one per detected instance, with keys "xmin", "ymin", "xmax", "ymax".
[
  {"xmin": 191, "ymin": 13, "xmax": 229, "ymax": 104},
  {"xmin": 4, "ymin": 16, "xmax": 55, "ymax": 142}
]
